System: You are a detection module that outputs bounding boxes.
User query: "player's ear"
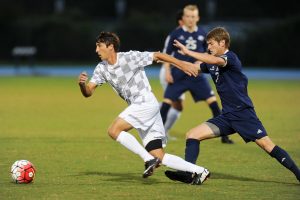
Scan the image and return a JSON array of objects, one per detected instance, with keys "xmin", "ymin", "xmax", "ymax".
[
  {"xmin": 108, "ymin": 44, "xmax": 114, "ymax": 50},
  {"xmin": 220, "ymin": 40, "xmax": 226, "ymax": 47}
]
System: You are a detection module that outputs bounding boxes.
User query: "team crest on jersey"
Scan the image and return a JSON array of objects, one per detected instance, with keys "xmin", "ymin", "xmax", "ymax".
[
  {"xmin": 178, "ymin": 35, "xmax": 185, "ymax": 40},
  {"xmin": 186, "ymin": 37, "xmax": 197, "ymax": 50},
  {"xmin": 198, "ymin": 35, "xmax": 205, "ymax": 41}
]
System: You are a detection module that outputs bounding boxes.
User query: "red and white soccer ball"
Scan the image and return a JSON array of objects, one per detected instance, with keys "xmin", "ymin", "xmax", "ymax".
[{"xmin": 11, "ymin": 160, "xmax": 36, "ymax": 184}]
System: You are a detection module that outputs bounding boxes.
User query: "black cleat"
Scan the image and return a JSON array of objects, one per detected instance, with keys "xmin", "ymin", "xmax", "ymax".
[
  {"xmin": 164, "ymin": 170, "xmax": 194, "ymax": 183},
  {"xmin": 191, "ymin": 169, "xmax": 210, "ymax": 185},
  {"xmin": 221, "ymin": 136, "xmax": 234, "ymax": 144},
  {"xmin": 143, "ymin": 158, "xmax": 161, "ymax": 178}
]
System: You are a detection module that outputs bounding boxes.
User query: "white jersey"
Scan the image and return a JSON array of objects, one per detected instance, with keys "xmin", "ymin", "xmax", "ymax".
[{"xmin": 90, "ymin": 51, "xmax": 154, "ymax": 104}]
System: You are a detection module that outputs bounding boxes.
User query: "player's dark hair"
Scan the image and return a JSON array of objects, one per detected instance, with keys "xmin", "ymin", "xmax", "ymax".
[
  {"xmin": 206, "ymin": 27, "xmax": 230, "ymax": 48},
  {"xmin": 175, "ymin": 9, "xmax": 183, "ymax": 25},
  {"xmin": 96, "ymin": 32, "xmax": 120, "ymax": 52}
]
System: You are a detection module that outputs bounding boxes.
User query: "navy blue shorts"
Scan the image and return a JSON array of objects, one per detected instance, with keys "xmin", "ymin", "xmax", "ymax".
[
  {"xmin": 207, "ymin": 108, "xmax": 268, "ymax": 143},
  {"xmin": 164, "ymin": 76, "xmax": 214, "ymax": 102}
]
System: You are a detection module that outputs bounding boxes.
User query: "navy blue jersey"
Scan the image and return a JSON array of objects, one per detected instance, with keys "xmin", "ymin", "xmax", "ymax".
[
  {"xmin": 200, "ymin": 51, "xmax": 254, "ymax": 113},
  {"xmin": 164, "ymin": 26, "xmax": 207, "ymax": 81}
]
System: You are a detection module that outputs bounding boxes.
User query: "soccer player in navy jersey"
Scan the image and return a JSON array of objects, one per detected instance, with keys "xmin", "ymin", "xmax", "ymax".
[
  {"xmin": 160, "ymin": 5, "xmax": 233, "ymax": 144},
  {"xmin": 164, "ymin": 27, "xmax": 300, "ymax": 183}
]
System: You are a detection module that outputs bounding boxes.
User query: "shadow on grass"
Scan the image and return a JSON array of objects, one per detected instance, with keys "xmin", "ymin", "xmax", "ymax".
[
  {"xmin": 77, "ymin": 171, "xmax": 169, "ymax": 185},
  {"xmin": 212, "ymin": 172, "xmax": 299, "ymax": 185}
]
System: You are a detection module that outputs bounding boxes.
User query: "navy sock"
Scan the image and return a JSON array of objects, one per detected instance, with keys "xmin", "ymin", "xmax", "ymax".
[
  {"xmin": 160, "ymin": 102, "xmax": 171, "ymax": 124},
  {"xmin": 185, "ymin": 139, "xmax": 200, "ymax": 164},
  {"xmin": 270, "ymin": 145, "xmax": 300, "ymax": 181},
  {"xmin": 209, "ymin": 101, "xmax": 221, "ymax": 117}
]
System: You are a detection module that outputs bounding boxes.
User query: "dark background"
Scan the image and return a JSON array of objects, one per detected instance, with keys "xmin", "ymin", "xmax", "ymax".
[{"xmin": 0, "ymin": 0, "xmax": 299, "ymax": 67}]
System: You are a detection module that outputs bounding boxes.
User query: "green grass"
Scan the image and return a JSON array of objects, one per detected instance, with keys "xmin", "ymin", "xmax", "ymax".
[{"xmin": 0, "ymin": 77, "xmax": 299, "ymax": 199}]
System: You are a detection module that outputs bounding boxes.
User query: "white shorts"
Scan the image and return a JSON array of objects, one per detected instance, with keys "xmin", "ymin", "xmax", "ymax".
[
  {"xmin": 119, "ymin": 92, "xmax": 167, "ymax": 147},
  {"xmin": 159, "ymin": 66, "xmax": 185, "ymax": 101}
]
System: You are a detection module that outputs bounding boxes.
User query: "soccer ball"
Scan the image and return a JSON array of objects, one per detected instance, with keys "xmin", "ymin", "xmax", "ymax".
[{"xmin": 11, "ymin": 160, "xmax": 36, "ymax": 184}]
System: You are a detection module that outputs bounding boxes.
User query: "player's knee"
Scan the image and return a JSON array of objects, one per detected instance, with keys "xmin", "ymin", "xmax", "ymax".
[
  {"xmin": 186, "ymin": 128, "xmax": 200, "ymax": 140},
  {"xmin": 256, "ymin": 136, "xmax": 275, "ymax": 153},
  {"xmin": 107, "ymin": 125, "xmax": 120, "ymax": 140},
  {"xmin": 186, "ymin": 125, "xmax": 212, "ymax": 141}
]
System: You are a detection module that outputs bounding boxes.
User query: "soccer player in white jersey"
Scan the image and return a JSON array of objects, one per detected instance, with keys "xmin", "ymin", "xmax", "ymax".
[{"xmin": 78, "ymin": 31, "xmax": 210, "ymax": 185}]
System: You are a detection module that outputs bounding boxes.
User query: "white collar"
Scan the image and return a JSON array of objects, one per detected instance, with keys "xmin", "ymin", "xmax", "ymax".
[{"xmin": 182, "ymin": 25, "xmax": 198, "ymax": 32}]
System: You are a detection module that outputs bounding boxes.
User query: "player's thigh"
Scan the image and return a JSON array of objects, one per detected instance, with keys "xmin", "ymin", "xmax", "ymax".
[
  {"xmin": 186, "ymin": 122, "xmax": 217, "ymax": 140},
  {"xmin": 164, "ymin": 81, "xmax": 187, "ymax": 101}
]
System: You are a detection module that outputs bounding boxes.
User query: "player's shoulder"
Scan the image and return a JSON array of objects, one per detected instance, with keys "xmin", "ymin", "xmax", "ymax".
[
  {"xmin": 224, "ymin": 50, "xmax": 239, "ymax": 60},
  {"xmin": 196, "ymin": 26, "xmax": 206, "ymax": 33},
  {"xmin": 169, "ymin": 27, "xmax": 183, "ymax": 36},
  {"xmin": 95, "ymin": 61, "xmax": 106, "ymax": 68},
  {"xmin": 222, "ymin": 50, "xmax": 242, "ymax": 67},
  {"xmin": 118, "ymin": 51, "xmax": 136, "ymax": 60}
]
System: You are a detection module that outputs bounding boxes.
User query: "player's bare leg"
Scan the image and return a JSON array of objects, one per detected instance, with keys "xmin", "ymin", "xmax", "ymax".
[{"xmin": 256, "ymin": 136, "xmax": 300, "ymax": 182}]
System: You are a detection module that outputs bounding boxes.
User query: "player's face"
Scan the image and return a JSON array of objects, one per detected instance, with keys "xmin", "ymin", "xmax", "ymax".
[
  {"xmin": 207, "ymin": 39, "xmax": 225, "ymax": 56},
  {"xmin": 95, "ymin": 42, "xmax": 111, "ymax": 60},
  {"xmin": 182, "ymin": 9, "xmax": 199, "ymax": 28}
]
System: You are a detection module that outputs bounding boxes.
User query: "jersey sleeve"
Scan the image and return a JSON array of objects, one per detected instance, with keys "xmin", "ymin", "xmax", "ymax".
[
  {"xmin": 219, "ymin": 54, "xmax": 228, "ymax": 67},
  {"xmin": 164, "ymin": 34, "xmax": 175, "ymax": 55},
  {"xmin": 129, "ymin": 51, "xmax": 154, "ymax": 68},
  {"xmin": 162, "ymin": 35, "xmax": 170, "ymax": 53},
  {"xmin": 89, "ymin": 64, "xmax": 106, "ymax": 86},
  {"xmin": 200, "ymin": 63, "xmax": 209, "ymax": 73}
]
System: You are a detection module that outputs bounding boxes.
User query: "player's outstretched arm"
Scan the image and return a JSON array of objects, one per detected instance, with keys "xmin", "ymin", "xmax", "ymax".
[
  {"xmin": 153, "ymin": 52, "xmax": 199, "ymax": 77},
  {"xmin": 173, "ymin": 40, "xmax": 225, "ymax": 66},
  {"xmin": 78, "ymin": 71, "xmax": 97, "ymax": 97}
]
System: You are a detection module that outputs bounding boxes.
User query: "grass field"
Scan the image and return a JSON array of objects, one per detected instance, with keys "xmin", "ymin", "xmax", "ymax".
[{"xmin": 0, "ymin": 76, "xmax": 299, "ymax": 200}]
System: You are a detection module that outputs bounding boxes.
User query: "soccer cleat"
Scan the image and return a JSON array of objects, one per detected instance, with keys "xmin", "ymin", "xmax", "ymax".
[
  {"xmin": 191, "ymin": 168, "xmax": 210, "ymax": 185},
  {"xmin": 221, "ymin": 136, "xmax": 234, "ymax": 144},
  {"xmin": 165, "ymin": 170, "xmax": 193, "ymax": 183},
  {"xmin": 143, "ymin": 157, "xmax": 161, "ymax": 178}
]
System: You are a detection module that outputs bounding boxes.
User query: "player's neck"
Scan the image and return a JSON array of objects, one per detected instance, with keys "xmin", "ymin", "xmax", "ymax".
[{"xmin": 107, "ymin": 52, "xmax": 117, "ymax": 65}]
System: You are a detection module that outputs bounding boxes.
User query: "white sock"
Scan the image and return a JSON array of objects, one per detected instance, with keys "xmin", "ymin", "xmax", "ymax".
[
  {"xmin": 116, "ymin": 131, "xmax": 154, "ymax": 162},
  {"xmin": 162, "ymin": 153, "xmax": 205, "ymax": 174},
  {"xmin": 164, "ymin": 107, "xmax": 181, "ymax": 132}
]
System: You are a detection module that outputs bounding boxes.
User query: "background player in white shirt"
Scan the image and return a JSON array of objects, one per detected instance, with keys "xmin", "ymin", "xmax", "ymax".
[{"xmin": 78, "ymin": 31, "xmax": 210, "ymax": 185}]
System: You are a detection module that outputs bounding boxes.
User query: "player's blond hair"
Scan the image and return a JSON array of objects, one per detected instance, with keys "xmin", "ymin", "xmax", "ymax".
[
  {"xmin": 207, "ymin": 27, "xmax": 231, "ymax": 48},
  {"xmin": 183, "ymin": 4, "xmax": 199, "ymax": 12}
]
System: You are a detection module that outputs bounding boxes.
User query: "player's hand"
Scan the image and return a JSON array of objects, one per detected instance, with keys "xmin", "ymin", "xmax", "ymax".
[
  {"xmin": 78, "ymin": 71, "xmax": 88, "ymax": 85},
  {"xmin": 181, "ymin": 61, "xmax": 199, "ymax": 77},
  {"xmin": 165, "ymin": 70, "xmax": 174, "ymax": 84},
  {"xmin": 194, "ymin": 60, "xmax": 203, "ymax": 65},
  {"xmin": 173, "ymin": 40, "xmax": 189, "ymax": 55}
]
